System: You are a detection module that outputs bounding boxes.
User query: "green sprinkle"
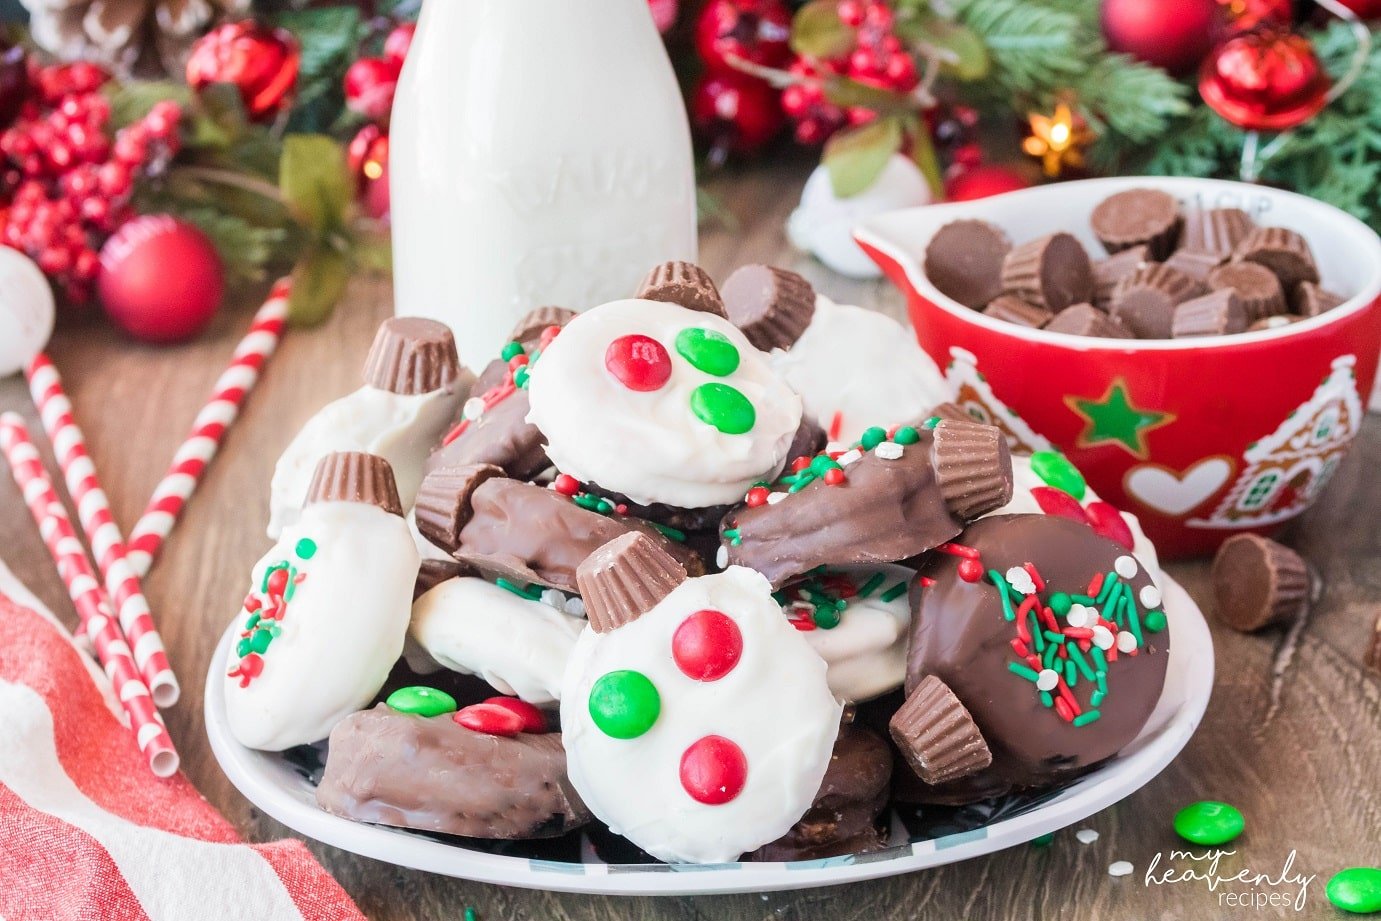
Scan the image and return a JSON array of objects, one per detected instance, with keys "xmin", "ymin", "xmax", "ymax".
[
  {"xmin": 788, "ymin": 472, "xmax": 817, "ymax": 493},
  {"xmin": 496, "ymin": 578, "xmax": 541, "ymax": 600},
  {"xmin": 810, "ymin": 453, "xmax": 841, "ymax": 473},
  {"xmin": 464, "ymin": 908, "xmax": 479, "ymax": 921},
  {"xmin": 244, "ymin": 612, "xmax": 261, "ymax": 631},
  {"xmin": 921, "ymin": 416, "xmax": 941, "ymax": 430},
  {"xmin": 650, "ymin": 522, "xmax": 686, "ymax": 542},
  {"xmin": 1092, "ymin": 647, "xmax": 1108, "ymax": 673},
  {"xmin": 235, "ymin": 637, "xmax": 251, "ymax": 657},
  {"xmin": 1029, "ymin": 613, "xmax": 1045, "ymax": 652},
  {"xmin": 1043, "ymin": 643, "xmax": 1060, "ymax": 668},
  {"xmin": 880, "ymin": 580, "xmax": 909, "ymax": 603},
  {"xmin": 1090, "ymin": 689, "xmax": 1105, "ymax": 707},
  {"xmin": 1031, "ymin": 832, "xmax": 1055, "ymax": 848},
  {"xmin": 1039, "ymin": 691, "xmax": 1054, "ymax": 708},
  {"xmin": 1072, "ymin": 710, "xmax": 1101, "ymax": 727},
  {"xmin": 1063, "ymin": 659, "xmax": 1077, "ymax": 687},
  {"xmin": 997, "ymin": 583, "xmax": 1017, "ymax": 622},
  {"xmin": 500, "ymin": 341, "xmax": 523, "ymax": 361},
  {"xmin": 1048, "ymin": 592, "xmax": 1072, "ymax": 616},
  {"xmin": 1127, "ymin": 593, "xmax": 1145, "ymax": 647},
  {"xmin": 1097, "ymin": 672, "xmax": 1108, "ymax": 694},
  {"xmin": 1144, "ymin": 610, "xmax": 1167, "ymax": 632},
  {"xmin": 857, "ymin": 572, "xmax": 886, "ymax": 598},
  {"xmin": 1070, "ymin": 594, "xmax": 1096, "ymax": 606},
  {"xmin": 860, "ymin": 426, "xmax": 887, "ymax": 450},
  {"xmin": 892, "ymin": 425, "xmax": 920, "ymax": 445},
  {"xmin": 1044, "ymin": 630, "xmax": 1067, "ymax": 644},
  {"xmin": 514, "ymin": 366, "xmax": 530, "ymax": 388},
  {"xmin": 723, "ymin": 527, "xmax": 742, "ymax": 546},
  {"xmin": 1067, "ymin": 645, "xmax": 1097, "ymax": 682},
  {"xmin": 1008, "ymin": 662, "xmax": 1042, "ymax": 682},
  {"xmin": 813, "ymin": 606, "xmax": 841, "ymax": 629},
  {"xmin": 1095, "ymin": 572, "xmax": 1119, "ymax": 605}
]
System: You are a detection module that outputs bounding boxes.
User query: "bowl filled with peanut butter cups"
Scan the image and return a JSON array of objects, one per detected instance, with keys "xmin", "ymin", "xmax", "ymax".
[{"xmin": 855, "ymin": 177, "xmax": 1381, "ymax": 558}]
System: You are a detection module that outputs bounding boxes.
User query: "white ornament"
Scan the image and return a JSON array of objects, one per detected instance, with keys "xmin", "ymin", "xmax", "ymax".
[
  {"xmin": 787, "ymin": 155, "xmax": 932, "ymax": 279},
  {"xmin": 0, "ymin": 248, "xmax": 55, "ymax": 378}
]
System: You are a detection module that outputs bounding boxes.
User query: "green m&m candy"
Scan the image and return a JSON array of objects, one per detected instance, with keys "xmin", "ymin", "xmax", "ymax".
[
  {"xmin": 675, "ymin": 328, "xmax": 740, "ymax": 377},
  {"xmin": 1173, "ymin": 801, "xmax": 1244, "ymax": 846},
  {"xmin": 1328, "ymin": 868, "xmax": 1381, "ymax": 914},
  {"xmin": 386, "ymin": 685, "xmax": 459, "ymax": 717},
  {"xmin": 1031, "ymin": 450, "xmax": 1087, "ymax": 500},
  {"xmin": 690, "ymin": 383, "xmax": 755, "ymax": 435},
  {"xmin": 589, "ymin": 669, "xmax": 661, "ymax": 739}
]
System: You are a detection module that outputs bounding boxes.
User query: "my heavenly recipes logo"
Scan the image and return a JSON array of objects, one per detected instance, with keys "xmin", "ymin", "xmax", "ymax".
[{"xmin": 1144, "ymin": 848, "xmax": 1317, "ymax": 911}]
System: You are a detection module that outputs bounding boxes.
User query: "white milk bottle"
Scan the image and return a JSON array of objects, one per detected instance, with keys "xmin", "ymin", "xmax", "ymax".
[{"xmin": 390, "ymin": 0, "xmax": 699, "ymax": 364}]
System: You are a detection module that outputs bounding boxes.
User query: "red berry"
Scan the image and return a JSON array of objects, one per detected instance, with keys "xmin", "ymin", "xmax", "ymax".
[
  {"xmin": 672, "ymin": 610, "xmax": 743, "ymax": 682},
  {"xmin": 97, "ymin": 161, "xmax": 132, "ymax": 196},
  {"xmin": 838, "ymin": 0, "xmax": 866, "ymax": 27},
  {"xmin": 824, "ymin": 467, "xmax": 845, "ymax": 485},
  {"xmin": 383, "ymin": 22, "xmax": 416, "ymax": 62},
  {"xmin": 691, "ymin": 71, "xmax": 783, "ymax": 157},
  {"xmin": 343, "ymin": 56, "xmax": 402, "ymax": 123},
  {"xmin": 604, "ymin": 333, "xmax": 673, "ymax": 391},
  {"xmin": 186, "ymin": 22, "xmax": 301, "ymax": 122},
  {"xmin": 694, "ymin": 0, "xmax": 792, "ymax": 72},
  {"xmin": 679, "ymin": 735, "xmax": 748, "ymax": 805}
]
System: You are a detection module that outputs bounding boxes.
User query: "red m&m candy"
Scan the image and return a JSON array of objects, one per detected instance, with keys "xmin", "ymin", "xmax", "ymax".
[
  {"xmin": 605, "ymin": 334, "xmax": 672, "ymax": 391},
  {"xmin": 679, "ymin": 735, "xmax": 748, "ymax": 805},
  {"xmin": 672, "ymin": 609, "xmax": 742, "ymax": 681},
  {"xmin": 1030, "ymin": 486, "xmax": 1090, "ymax": 525}
]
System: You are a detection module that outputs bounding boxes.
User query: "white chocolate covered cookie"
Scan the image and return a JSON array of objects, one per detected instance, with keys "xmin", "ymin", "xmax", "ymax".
[
  {"xmin": 525, "ymin": 298, "xmax": 802, "ymax": 509},
  {"xmin": 410, "ymin": 576, "xmax": 585, "ymax": 704}
]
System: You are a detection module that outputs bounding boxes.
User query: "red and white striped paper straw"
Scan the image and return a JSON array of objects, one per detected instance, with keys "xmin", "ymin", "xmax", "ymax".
[
  {"xmin": 127, "ymin": 281, "xmax": 290, "ymax": 577},
  {"xmin": 26, "ymin": 353, "xmax": 179, "ymax": 707},
  {"xmin": 1, "ymin": 413, "xmax": 179, "ymax": 778}
]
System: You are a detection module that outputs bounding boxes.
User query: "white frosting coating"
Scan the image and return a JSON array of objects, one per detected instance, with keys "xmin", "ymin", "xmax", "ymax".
[
  {"xmin": 771, "ymin": 296, "xmax": 950, "ymax": 445},
  {"xmin": 410, "ymin": 576, "xmax": 585, "ymax": 704},
  {"xmin": 267, "ymin": 384, "xmax": 463, "ymax": 537},
  {"xmin": 991, "ymin": 453, "xmax": 1163, "ymax": 586},
  {"xmin": 783, "ymin": 564, "xmax": 913, "ymax": 703},
  {"xmin": 561, "ymin": 566, "xmax": 842, "ymax": 864},
  {"xmin": 224, "ymin": 501, "xmax": 419, "ymax": 750},
  {"xmin": 526, "ymin": 299, "xmax": 802, "ymax": 508}
]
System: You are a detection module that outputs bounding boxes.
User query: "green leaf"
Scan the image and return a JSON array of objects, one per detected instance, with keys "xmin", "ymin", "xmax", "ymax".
[
  {"xmin": 352, "ymin": 230, "xmax": 394, "ymax": 274},
  {"xmin": 279, "ymin": 134, "xmax": 353, "ymax": 235},
  {"xmin": 791, "ymin": 0, "xmax": 857, "ymax": 59},
  {"xmin": 287, "ymin": 246, "xmax": 352, "ymax": 325},
  {"xmin": 823, "ymin": 116, "xmax": 903, "ymax": 198},
  {"xmin": 163, "ymin": 205, "xmax": 288, "ymax": 283},
  {"xmin": 105, "ymin": 81, "xmax": 193, "ymax": 128},
  {"xmin": 274, "ymin": 6, "xmax": 362, "ymax": 133},
  {"xmin": 899, "ymin": 16, "xmax": 989, "ymax": 81},
  {"xmin": 821, "ymin": 75, "xmax": 915, "ymax": 114},
  {"xmin": 905, "ymin": 117, "xmax": 944, "ymax": 197}
]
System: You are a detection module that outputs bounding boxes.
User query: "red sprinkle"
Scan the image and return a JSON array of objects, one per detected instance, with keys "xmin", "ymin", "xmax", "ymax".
[
  {"xmin": 790, "ymin": 618, "xmax": 816, "ymax": 631},
  {"xmin": 226, "ymin": 652, "xmax": 263, "ymax": 688},
  {"xmin": 441, "ymin": 421, "xmax": 468, "ymax": 446},
  {"xmin": 824, "ymin": 468, "xmax": 845, "ymax": 486},
  {"xmin": 958, "ymin": 558, "xmax": 984, "ymax": 582},
  {"xmin": 507, "ymin": 353, "xmax": 529, "ymax": 370},
  {"xmin": 1023, "ymin": 562, "xmax": 1046, "ymax": 593},
  {"xmin": 791, "ymin": 455, "xmax": 811, "ymax": 473},
  {"xmin": 539, "ymin": 325, "xmax": 562, "ymax": 348},
  {"xmin": 553, "ymin": 473, "xmax": 580, "ymax": 496},
  {"xmin": 480, "ymin": 696, "xmax": 546, "ymax": 734},
  {"xmin": 918, "ymin": 576, "xmax": 936, "ymax": 588},
  {"xmin": 827, "ymin": 411, "xmax": 843, "ymax": 442},
  {"xmin": 1063, "ymin": 627, "xmax": 1094, "ymax": 640},
  {"xmin": 745, "ymin": 486, "xmax": 769, "ymax": 508},
  {"xmin": 615, "ymin": 504, "xmax": 628, "ymax": 515},
  {"xmin": 242, "ymin": 594, "xmax": 261, "ymax": 612},
  {"xmin": 1011, "ymin": 638, "xmax": 1030, "ymax": 657},
  {"xmin": 1087, "ymin": 571, "xmax": 1105, "ymax": 597},
  {"xmin": 1054, "ymin": 697, "xmax": 1074, "ymax": 722},
  {"xmin": 936, "ymin": 542, "xmax": 981, "ymax": 560},
  {"xmin": 1056, "ymin": 680, "xmax": 1081, "ymax": 715}
]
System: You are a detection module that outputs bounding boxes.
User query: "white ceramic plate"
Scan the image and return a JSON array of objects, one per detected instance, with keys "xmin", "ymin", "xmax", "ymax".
[{"xmin": 207, "ymin": 573, "xmax": 1212, "ymax": 896}]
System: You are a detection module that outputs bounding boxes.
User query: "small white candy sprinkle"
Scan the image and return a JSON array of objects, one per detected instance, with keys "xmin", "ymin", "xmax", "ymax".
[
  {"xmin": 563, "ymin": 596, "xmax": 586, "ymax": 617},
  {"xmin": 767, "ymin": 491, "xmax": 787, "ymax": 505},
  {"xmin": 1005, "ymin": 566, "xmax": 1036, "ymax": 595},
  {"xmin": 1139, "ymin": 584, "xmax": 1162, "ymax": 609},
  {"xmin": 715, "ymin": 545, "xmax": 728, "ymax": 568},
  {"xmin": 1093, "ymin": 625, "xmax": 1115, "ymax": 650},
  {"xmin": 1114, "ymin": 555, "xmax": 1138, "ymax": 579},
  {"xmin": 1076, "ymin": 829, "xmax": 1100, "ymax": 844},
  {"xmin": 540, "ymin": 589, "xmax": 565, "ymax": 609},
  {"xmin": 462, "ymin": 396, "xmax": 485, "ymax": 420},
  {"xmin": 1066, "ymin": 604, "xmax": 1090, "ymax": 628},
  {"xmin": 1116, "ymin": 630, "xmax": 1138, "ymax": 653},
  {"xmin": 875, "ymin": 442, "xmax": 905, "ymax": 460},
  {"xmin": 1108, "ymin": 861, "xmax": 1134, "ymax": 878},
  {"xmin": 1036, "ymin": 668, "xmax": 1059, "ymax": 691},
  {"xmin": 837, "ymin": 448, "xmax": 864, "ymax": 467}
]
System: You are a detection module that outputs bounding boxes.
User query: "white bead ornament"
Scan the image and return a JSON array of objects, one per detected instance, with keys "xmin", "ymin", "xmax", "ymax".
[{"xmin": 0, "ymin": 248, "xmax": 55, "ymax": 378}]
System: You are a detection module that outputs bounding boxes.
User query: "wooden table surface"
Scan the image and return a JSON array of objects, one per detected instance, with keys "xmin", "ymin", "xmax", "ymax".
[{"xmin": 3, "ymin": 160, "xmax": 1378, "ymax": 920}]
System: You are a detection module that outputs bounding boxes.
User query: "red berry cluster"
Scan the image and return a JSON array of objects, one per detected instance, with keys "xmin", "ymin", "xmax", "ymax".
[
  {"xmin": 0, "ymin": 61, "xmax": 181, "ymax": 304},
  {"xmin": 343, "ymin": 20, "xmax": 413, "ymax": 219}
]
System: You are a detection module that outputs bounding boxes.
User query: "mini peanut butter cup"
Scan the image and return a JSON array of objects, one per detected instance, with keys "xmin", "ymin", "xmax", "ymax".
[
  {"xmin": 576, "ymin": 532, "xmax": 688, "ymax": 633},
  {"xmin": 636, "ymin": 261, "xmax": 727, "ymax": 318},
  {"xmin": 983, "ymin": 295, "xmax": 1052, "ymax": 329},
  {"xmin": 363, "ymin": 317, "xmax": 462, "ymax": 395},
  {"xmin": 1045, "ymin": 303, "xmax": 1133, "ymax": 339},
  {"xmin": 1181, "ymin": 207, "xmax": 1255, "ymax": 258},
  {"xmin": 924, "ymin": 219, "xmax": 1011, "ymax": 309},
  {"xmin": 1000, "ymin": 232, "xmax": 1094, "ymax": 311},
  {"xmin": 1292, "ymin": 282, "xmax": 1346, "ymax": 318},
  {"xmin": 413, "ymin": 463, "xmax": 506, "ymax": 555},
  {"xmin": 1092, "ymin": 245, "xmax": 1149, "ymax": 309},
  {"xmin": 890, "ymin": 675, "xmax": 992, "ymax": 785},
  {"xmin": 1090, "ymin": 188, "xmax": 1181, "ymax": 259},
  {"xmin": 1172, "ymin": 289, "xmax": 1248, "ymax": 338},
  {"xmin": 509, "ymin": 306, "xmax": 576, "ymax": 344},
  {"xmin": 1211, "ymin": 533, "xmax": 1311, "ymax": 632},
  {"xmin": 720, "ymin": 264, "xmax": 816, "ymax": 352},
  {"xmin": 929, "ymin": 419, "xmax": 1013, "ymax": 521},
  {"xmin": 1233, "ymin": 226, "xmax": 1319, "ymax": 289},
  {"xmin": 1111, "ymin": 263, "xmax": 1207, "ymax": 339},
  {"xmin": 305, "ymin": 451, "xmax": 403, "ymax": 516},
  {"xmin": 1207, "ymin": 261, "xmax": 1286, "ymax": 322},
  {"xmin": 1162, "ymin": 248, "xmax": 1225, "ymax": 283}
]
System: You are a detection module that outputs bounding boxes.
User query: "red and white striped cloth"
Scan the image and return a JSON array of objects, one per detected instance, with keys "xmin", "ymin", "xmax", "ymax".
[{"xmin": 0, "ymin": 559, "xmax": 364, "ymax": 921}]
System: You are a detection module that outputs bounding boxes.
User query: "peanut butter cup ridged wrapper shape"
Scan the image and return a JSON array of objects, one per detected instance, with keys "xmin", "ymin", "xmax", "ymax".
[
  {"xmin": 305, "ymin": 451, "xmax": 404, "ymax": 516},
  {"xmin": 363, "ymin": 317, "xmax": 462, "ymax": 395}
]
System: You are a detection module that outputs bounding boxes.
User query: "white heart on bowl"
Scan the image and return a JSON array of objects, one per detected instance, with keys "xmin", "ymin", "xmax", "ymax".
[{"xmin": 1126, "ymin": 458, "xmax": 1233, "ymax": 517}]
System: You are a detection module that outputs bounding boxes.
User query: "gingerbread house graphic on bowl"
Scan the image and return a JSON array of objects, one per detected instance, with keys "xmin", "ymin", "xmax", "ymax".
[
  {"xmin": 1189, "ymin": 355, "xmax": 1363, "ymax": 529},
  {"xmin": 944, "ymin": 347, "xmax": 1053, "ymax": 455}
]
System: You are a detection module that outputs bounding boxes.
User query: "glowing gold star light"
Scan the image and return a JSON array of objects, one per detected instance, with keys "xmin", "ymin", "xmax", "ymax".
[{"xmin": 1022, "ymin": 102, "xmax": 1093, "ymax": 178}]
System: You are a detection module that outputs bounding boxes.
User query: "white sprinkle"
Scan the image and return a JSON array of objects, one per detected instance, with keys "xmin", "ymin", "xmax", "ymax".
[
  {"xmin": 1114, "ymin": 555, "xmax": 1138, "ymax": 579},
  {"xmin": 1108, "ymin": 861, "xmax": 1134, "ymax": 878},
  {"xmin": 1066, "ymin": 604, "xmax": 1090, "ymax": 628},
  {"xmin": 1005, "ymin": 566, "xmax": 1036, "ymax": 596},
  {"xmin": 1139, "ymin": 584, "xmax": 1162, "ymax": 609},
  {"xmin": 767, "ymin": 491, "xmax": 787, "ymax": 505},
  {"xmin": 715, "ymin": 545, "xmax": 728, "ymax": 568},
  {"xmin": 1093, "ymin": 625, "xmax": 1115, "ymax": 650},
  {"xmin": 836, "ymin": 448, "xmax": 864, "ymax": 467},
  {"xmin": 1076, "ymin": 829, "xmax": 1100, "ymax": 844},
  {"xmin": 462, "ymin": 396, "xmax": 485, "ymax": 420},
  {"xmin": 1036, "ymin": 668, "xmax": 1059, "ymax": 691},
  {"xmin": 563, "ymin": 596, "xmax": 586, "ymax": 617},
  {"xmin": 540, "ymin": 588, "xmax": 566, "ymax": 609},
  {"xmin": 1117, "ymin": 630, "xmax": 1138, "ymax": 653},
  {"xmin": 875, "ymin": 442, "xmax": 904, "ymax": 460}
]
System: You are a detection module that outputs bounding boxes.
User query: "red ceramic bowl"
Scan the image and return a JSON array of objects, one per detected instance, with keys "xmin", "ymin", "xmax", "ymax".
[{"xmin": 855, "ymin": 177, "xmax": 1381, "ymax": 559}]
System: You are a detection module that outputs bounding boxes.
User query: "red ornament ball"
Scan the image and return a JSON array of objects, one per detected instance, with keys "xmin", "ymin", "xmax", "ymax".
[
  {"xmin": 1225, "ymin": 0, "xmax": 1294, "ymax": 30},
  {"xmin": 605, "ymin": 333, "xmax": 673, "ymax": 391},
  {"xmin": 672, "ymin": 609, "xmax": 743, "ymax": 682},
  {"xmin": 1100, "ymin": 0, "xmax": 1221, "ymax": 76},
  {"xmin": 679, "ymin": 735, "xmax": 748, "ymax": 805},
  {"xmin": 694, "ymin": 0, "xmax": 792, "ymax": 72},
  {"xmin": 943, "ymin": 165, "xmax": 1030, "ymax": 202},
  {"xmin": 343, "ymin": 56, "xmax": 402, "ymax": 124},
  {"xmin": 1199, "ymin": 28, "xmax": 1329, "ymax": 131},
  {"xmin": 383, "ymin": 22, "xmax": 416, "ymax": 62},
  {"xmin": 97, "ymin": 215, "xmax": 224, "ymax": 344},
  {"xmin": 690, "ymin": 71, "xmax": 783, "ymax": 157},
  {"xmin": 186, "ymin": 21, "xmax": 301, "ymax": 122}
]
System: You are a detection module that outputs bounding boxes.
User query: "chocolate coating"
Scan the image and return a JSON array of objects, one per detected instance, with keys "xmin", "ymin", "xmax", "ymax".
[
  {"xmin": 1045, "ymin": 303, "xmax": 1133, "ymax": 339},
  {"xmin": 426, "ymin": 387, "xmax": 549, "ymax": 482},
  {"xmin": 720, "ymin": 264, "xmax": 816, "ymax": 351},
  {"xmin": 317, "ymin": 705, "xmax": 590, "ymax": 839},
  {"xmin": 925, "ymin": 219, "xmax": 1011, "ymax": 309},
  {"xmin": 904, "ymin": 515, "xmax": 1170, "ymax": 803},
  {"xmin": 1092, "ymin": 246, "xmax": 1149, "ymax": 309}
]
